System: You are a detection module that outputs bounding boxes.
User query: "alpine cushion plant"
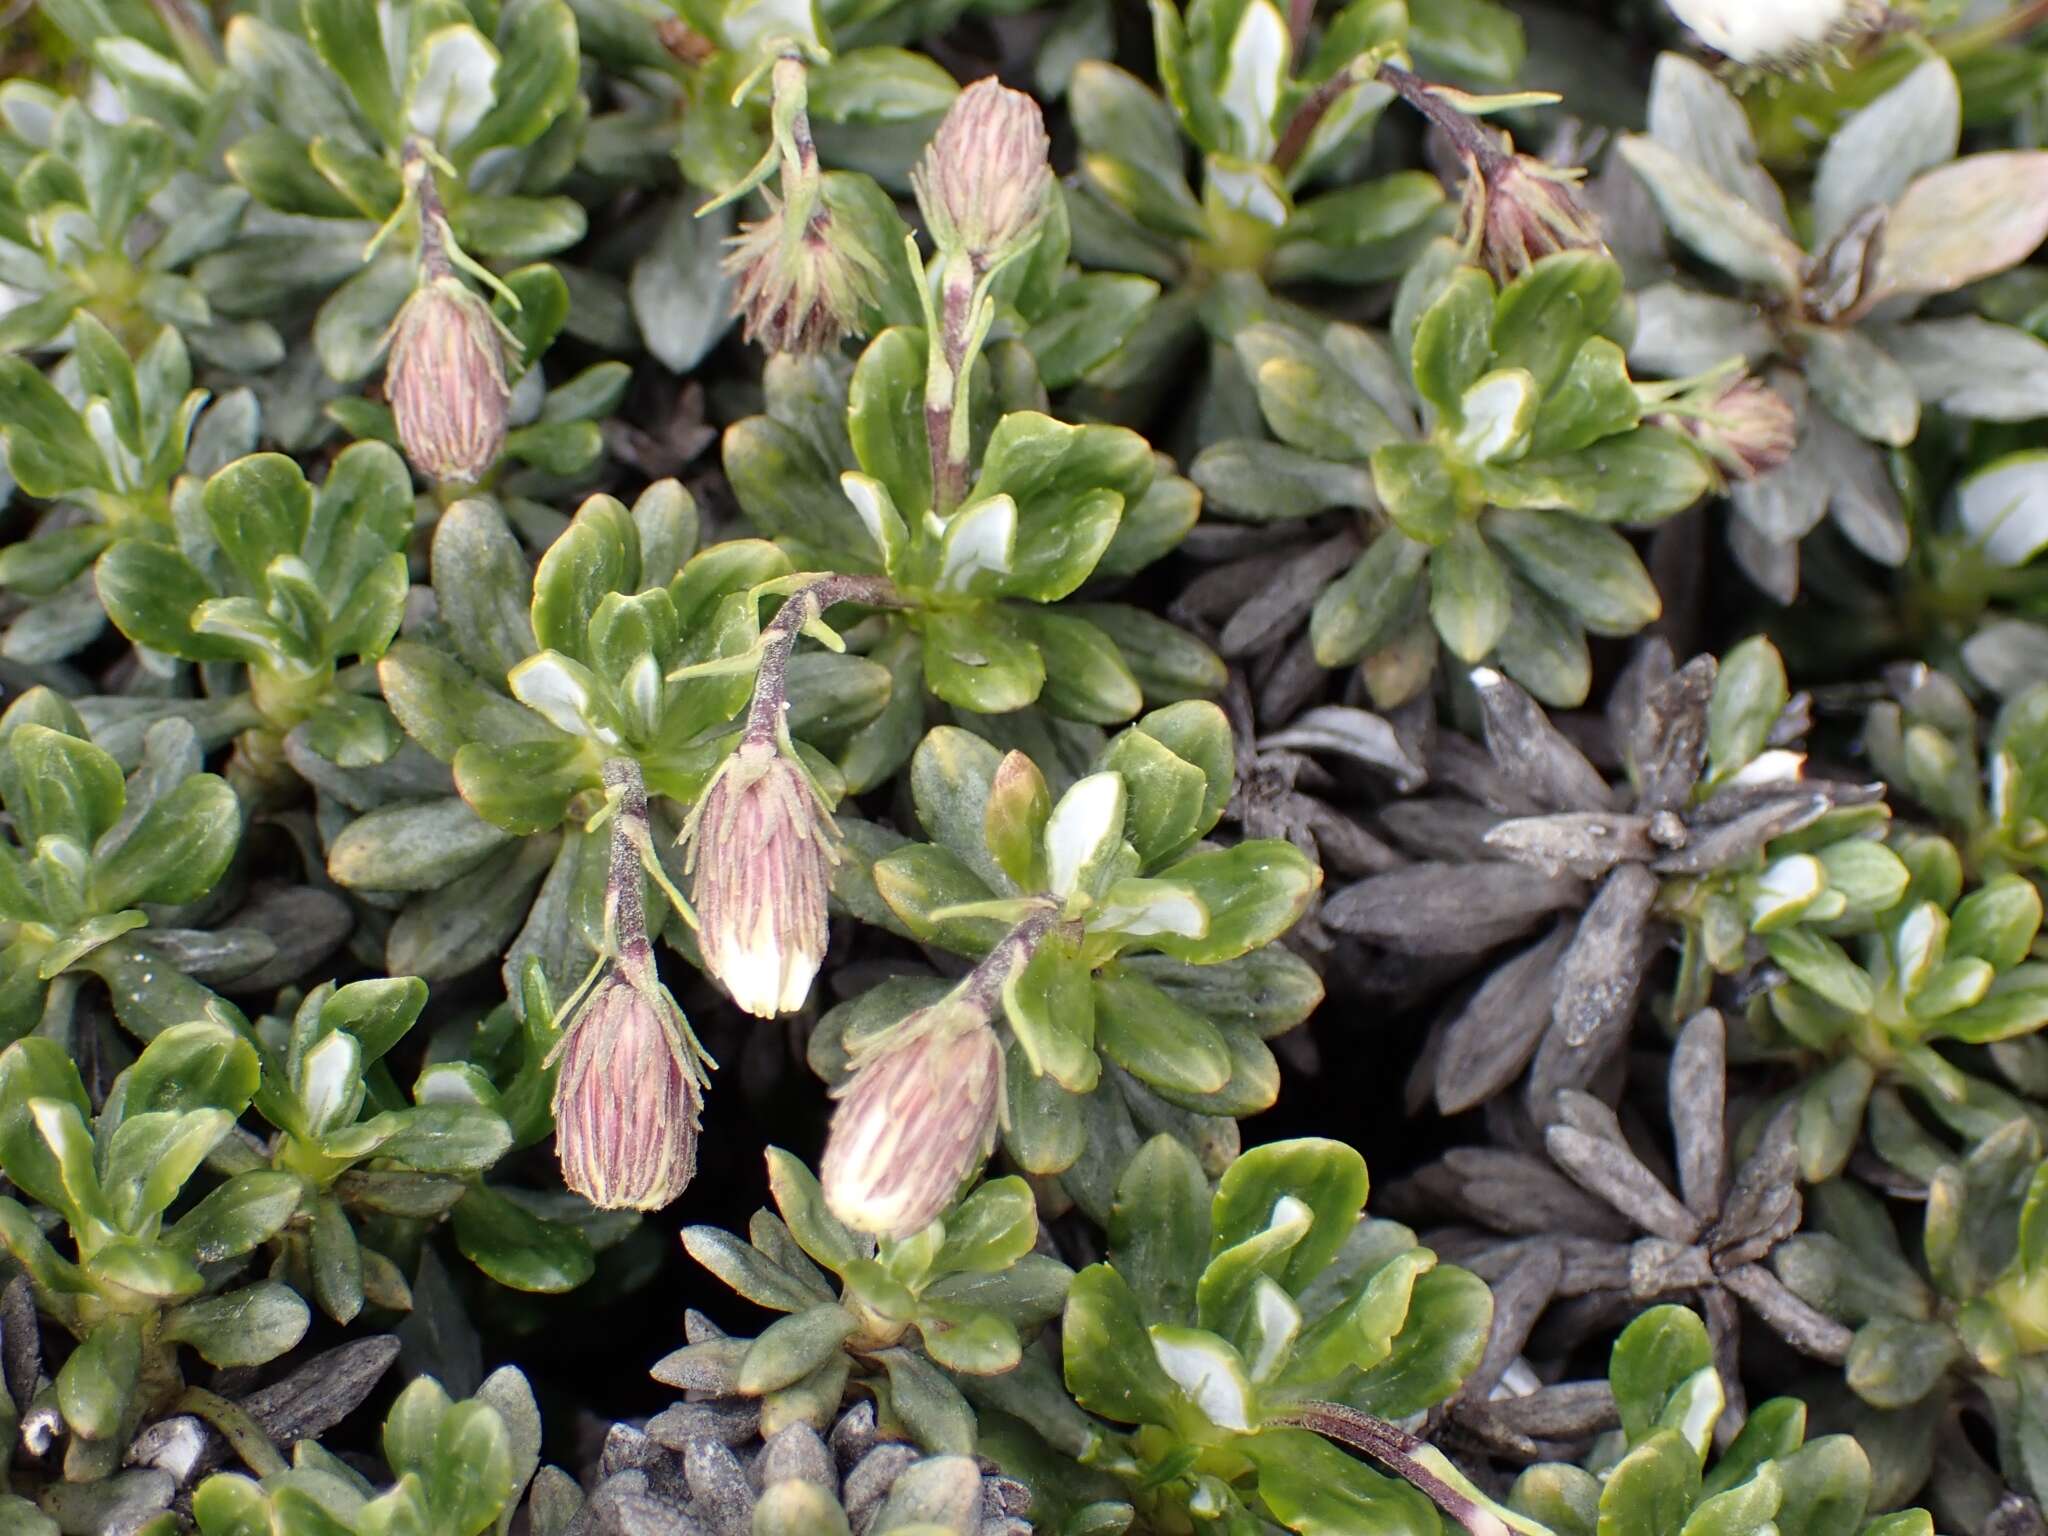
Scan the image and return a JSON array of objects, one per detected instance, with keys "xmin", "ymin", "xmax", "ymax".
[
  {"xmin": 0, "ymin": 688, "xmax": 241, "ymax": 1045},
  {"xmin": 820, "ymin": 709, "xmax": 1322, "ymax": 1220},
  {"xmin": 1196, "ymin": 243, "xmax": 1715, "ymax": 708},
  {"xmin": 1040, "ymin": 1135, "xmax": 1492, "ymax": 1535},
  {"xmin": 1619, "ymin": 52, "xmax": 2048, "ymax": 601}
]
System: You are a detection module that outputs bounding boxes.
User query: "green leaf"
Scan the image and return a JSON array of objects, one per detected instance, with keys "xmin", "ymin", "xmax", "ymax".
[
  {"xmin": 1246, "ymin": 1427, "xmax": 1441, "ymax": 1536},
  {"xmin": 163, "ymin": 1281, "xmax": 310, "ymax": 1366},
  {"xmin": 1773, "ymin": 1436, "xmax": 1872, "ymax": 1536},
  {"xmin": 935, "ymin": 1175, "xmax": 1038, "ymax": 1274},
  {"xmin": 920, "ymin": 607, "xmax": 1046, "ymax": 715},
  {"xmin": 1598, "ymin": 1431, "xmax": 1702, "ymax": 1536},
  {"xmin": 3, "ymin": 722, "xmax": 125, "ymax": 849},
  {"xmin": 1212, "ymin": 1137, "xmax": 1369, "ymax": 1299},
  {"xmin": 56, "ymin": 1313, "xmax": 141, "ymax": 1442},
  {"xmin": 1012, "ymin": 608, "xmax": 1144, "ymax": 725},
  {"xmin": 909, "ymin": 726, "xmax": 1010, "ymax": 890},
  {"xmin": 849, "ymin": 326, "xmax": 932, "ymax": 518},
  {"xmin": 0, "ymin": 1038, "xmax": 94, "ymax": 1220},
  {"xmin": 1109, "ymin": 1133, "xmax": 1210, "ymax": 1326},
  {"xmin": 458, "ymin": 0, "xmax": 578, "ymax": 156},
  {"xmin": 203, "ymin": 452, "xmax": 312, "ymax": 593},
  {"xmin": 739, "ymin": 1304, "xmax": 859, "ymax": 1395},
  {"xmin": 1004, "ymin": 928, "xmax": 1099, "ymax": 1092},
  {"xmin": 874, "ymin": 1345, "xmax": 977, "ymax": 1454},
  {"xmin": 1343, "ymin": 1263, "xmax": 1491, "ymax": 1418},
  {"xmin": 1372, "ymin": 442, "xmax": 1462, "ymax": 545},
  {"xmin": 1611, "ymin": 1305, "xmax": 1716, "ymax": 1447},
  {"xmin": 1062, "ymin": 1263, "xmax": 1182, "ymax": 1426},
  {"xmin": 1146, "ymin": 841, "xmax": 1318, "ymax": 963},
  {"xmin": 984, "ymin": 751, "xmax": 1052, "ymax": 893},
  {"xmin": 1094, "ymin": 974, "xmax": 1231, "ymax": 1094},
  {"xmin": 166, "ymin": 1171, "xmax": 303, "ymax": 1263},
  {"xmin": 1429, "ymin": 522, "xmax": 1512, "ymax": 663},
  {"xmin": 305, "ymin": 0, "xmax": 400, "ymax": 143},
  {"xmin": 0, "ymin": 357, "xmax": 109, "ymax": 497},
  {"xmin": 90, "ymin": 772, "xmax": 239, "ymax": 911},
  {"xmin": 1411, "ymin": 266, "xmax": 1495, "ymax": 416},
  {"xmin": 1240, "ymin": 325, "xmax": 1403, "ymax": 461},
  {"xmin": 530, "ymin": 496, "xmax": 639, "ymax": 662},
  {"xmin": 1311, "ymin": 529, "xmax": 1429, "ymax": 667}
]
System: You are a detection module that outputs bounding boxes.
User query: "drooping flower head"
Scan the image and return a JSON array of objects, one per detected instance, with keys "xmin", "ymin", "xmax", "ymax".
[
  {"xmin": 549, "ymin": 965, "xmax": 706, "ymax": 1211},
  {"xmin": 820, "ymin": 997, "xmax": 1004, "ymax": 1239},
  {"xmin": 912, "ymin": 77, "xmax": 1055, "ymax": 273},
  {"xmin": 384, "ymin": 274, "xmax": 512, "ymax": 484},
  {"xmin": 1652, "ymin": 371, "xmax": 1799, "ymax": 485},
  {"xmin": 681, "ymin": 736, "xmax": 840, "ymax": 1017},
  {"xmin": 1458, "ymin": 147, "xmax": 1607, "ymax": 287},
  {"xmin": 724, "ymin": 188, "xmax": 883, "ymax": 356}
]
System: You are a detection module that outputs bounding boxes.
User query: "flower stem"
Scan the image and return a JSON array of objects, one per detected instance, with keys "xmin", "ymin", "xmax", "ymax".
[
  {"xmin": 600, "ymin": 757, "xmax": 657, "ymax": 974},
  {"xmin": 1376, "ymin": 62, "xmax": 1507, "ymax": 172},
  {"xmin": 742, "ymin": 573, "xmax": 904, "ymax": 746},
  {"xmin": 404, "ymin": 140, "xmax": 454, "ymax": 281},
  {"xmin": 1275, "ymin": 1401, "xmax": 1529, "ymax": 1536}
]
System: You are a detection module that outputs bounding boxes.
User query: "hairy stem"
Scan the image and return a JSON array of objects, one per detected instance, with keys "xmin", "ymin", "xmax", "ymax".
[
  {"xmin": 403, "ymin": 139, "xmax": 454, "ymax": 280},
  {"xmin": 1376, "ymin": 62, "xmax": 1507, "ymax": 172},
  {"xmin": 742, "ymin": 573, "xmax": 904, "ymax": 745},
  {"xmin": 601, "ymin": 757, "xmax": 655, "ymax": 971},
  {"xmin": 1276, "ymin": 1402, "xmax": 1516, "ymax": 1536}
]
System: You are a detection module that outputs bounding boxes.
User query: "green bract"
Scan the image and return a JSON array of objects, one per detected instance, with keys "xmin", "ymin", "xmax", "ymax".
[
  {"xmin": 678, "ymin": 1149, "xmax": 1070, "ymax": 1455},
  {"xmin": 1046, "ymin": 1135, "xmax": 1489, "ymax": 1534},
  {"xmin": 356, "ymin": 480, "xmax": 886, "ymax": 990},
  {"xmin": 1509, "ymin": 1303, "xmax": 1935, "ymax": 1536},
  {"xmin": 1754, "ymin": 830, "xmax": 2048, "ymax": 1182},
  {"xmin": 1199, "ymin": 244, "xmax": 1712, "ymax": 708},
  {"xmin": 724, "ymin": 336, "xmax": 1219, "ymax": 789},
  {"xmin": 0, "ymin": 1023, "xmax": 307, "ymax": 1479},
  {"xmin": 824, "ymin": 710, "xmax": 1321, "ymax": 1210},
  {"xmin": 95, "ymin": 445, "xmax": 414, "ymax": 774},
  {"xmin": 220, "ymin": 0, "xmax": 584, "ymax": 382},
  {"xmin": 0, "ymin": 688, "xmax": 241, "ymax": 1045},
  {"xmin": 1620, "ymin": 54, "xmax": 2048, "ymax": 599}
]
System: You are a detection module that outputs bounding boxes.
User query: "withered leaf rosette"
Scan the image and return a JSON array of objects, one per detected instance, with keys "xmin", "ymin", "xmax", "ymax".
[
  {"xmin": 679, "ymin": 1148, "xmax": 1071, "ymax": 1456},
  {"xmin": 816, "ymin": 706, "xmax": 1322, "ymax": 1224},
  {"xmin": 1619, "ymin": 53, "xmax": 2048, "ymax": 600},
  {"xmin": 341, "ymin": 482, "xmax": 890, "ymax": 995},
  {"xmin": 1324, "ymin": 638, "xmax": 1900, "ymax": 1119},
  {"xmin": 980, "ymin": 1135, "xmax": 1495, "ymax": 1536},
  {"xmin": 1195, "ymin": 241, "xmax": 1714, "ymax": 711}
]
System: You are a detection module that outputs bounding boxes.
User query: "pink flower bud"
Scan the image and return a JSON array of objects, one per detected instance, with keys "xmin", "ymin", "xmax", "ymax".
[
  {"xmin": 384, "ymin": 275, "xmax": 511, "ymax": 484},
  {"xmin": 1655, "ymin": 374, "xmax": 1799, "ymax": 482},
  {"xmin": 551, "ymin": 971, "xmax": 702, "ymax": 1210},
  {"xmin": 821, "ymin": 1005, "xmax": 1004, "ymax": 1239},
  {"xmin": 683, "ymin": 739, "xmax": 839, "ymax": 1018},
  {"xmin": 913, "ymin": 78, "xmax": 1054, "ymax": 269},
  {"xmin": 1460, "ymin": 153, "xmax": 1607, "ymax": 286}
]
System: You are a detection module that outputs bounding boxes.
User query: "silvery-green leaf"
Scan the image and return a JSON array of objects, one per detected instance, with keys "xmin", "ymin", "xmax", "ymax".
[
  {"xmin": 1644, "ymin": 52, "xmax": 1790, "ymax": 231},
  {"xmin": 1864, "ymin": 151, "xmax": 2048, "ymax": 310},
  {"xmin": 1874, "ymin": 318, "xmax": 2048, "ymax": 422},
  {"xmin": 1812, "ymin": 58, "xmax": 1961, "ymax": 246},
  {"xmin": 1809, "ymin": 408, "xmax": 1907, "ymax": 567},
  {"xmin": 1617, "ymin": 136, "xmax": 1804, "ymax": 294},
  {"xmin": 630, "ymin": 200, "xmax": 732, "ymax": 374},
  {"xmin": 1454, "ymin": 369, "xmax": 1538, "ymax": 464},
  {"xmin": 1795, "ymin": 325, "xmax": 1918, "ymax": 448},
  {"xmin": 506, "ymin": 652, "xmax": 619, "ymax": 746},
  {"xmin": 312, "ymin": 250, "xmax": 412, "ymax": 384},
  {"xmin": 407, "ymin": 24, "xmax": 498, "ymax": 146},
  {"xmin": 1217, "ymin": 0, "xmax": 1288, "ymax": 160},
  {"xmin": 936, "ymin": 495, "xmax": 1017, "ymax": 593},
  {"xmin": 1963, "ymin": 618, "xmax": 2048, "ymax": 695},
  {"xmin": 1046, "ymin": 771, "xmax": 1127, "ymax": 901},
  {"xmin": 1148, "ymin": 1325, "xmax": 1256, "ymax": 1430},
  {"xmin": 1627, "ymin": 284, "xmax": 1771, "ymax": 377},
  {"xmin": 1955, "ymin": 452, "xmax": 2048, "ymax": 569}
]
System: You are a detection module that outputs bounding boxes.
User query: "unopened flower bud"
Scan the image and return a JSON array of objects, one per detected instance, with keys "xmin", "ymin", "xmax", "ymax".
[
  {"xmin": 724, "ymin": 188, "xmax": 881, "ymax": 356},
  {"xmin": 913, "ymin": 78, "xmax": 1055, "ymax": 270},
  {"xmin": 551, "ymin": 968, "xmax": 702, "ymax": 1210},
  {"xmin": 384, "ymin": 275, "xmax": 512, "ymax": 484},
  {"xmin": 821, "ymin": 1003, "xmax": 1003, "ymax": 1239},
  {"xmin": 1654, "ymin": 374, "xmax": 1799, "ymax": 482},
  {"xmin": 1459, "ymin": 151, "xmax": 1607, "ymax": 286},
  {"xmin": 1661, "ymin": 0, "xmax": 1886, "ymax": 73},
  {"xmin": 682, "ymin": 738, "xmax": 839, "ymax": 1017}
]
